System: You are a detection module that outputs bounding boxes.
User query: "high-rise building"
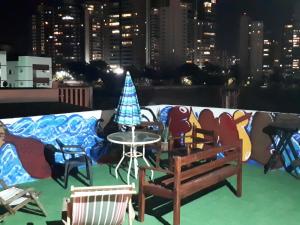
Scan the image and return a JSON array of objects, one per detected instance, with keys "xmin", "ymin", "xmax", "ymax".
[
  {"xmin": 239, "ymin": 14, "xmax": 263, "ymax": 81},
  {"xmin": 32, "ymin": 3, "xmax": 55, "ymax": 58},
  {"xmin": 249, "ymin": 21, "xmax": 263, "ymax": 80},
  {"xmin": 147, "ymin": 0, "xmax": 194, "ymax": 69},
  {"xmin": 84, "ymin": 1, "xmax": 106, "ymax": 63},
  {"xmin": 281, "ymin": 23, "xmax": 293, "ymax": 75},
  {"xmin": 239, "ymin": 13, "xmax": 251, "ymax": 79},
  {"xmin": 262, "ymin": 38, "xmax": 274, "ymax": 75},
  {"xmin": 103, "ymin": 0, "xmax": 146, "ymax": 70},
  {"xmin": 32, "ymin": 0, "xmax": 84, "ymax": 73},
  {"xmin": 194, "ymin": 0, "xmax": 217, "ymax": 68},
  {"xmin": 281, "ymin": 3, "xmax": 300, "ymax": 76}
]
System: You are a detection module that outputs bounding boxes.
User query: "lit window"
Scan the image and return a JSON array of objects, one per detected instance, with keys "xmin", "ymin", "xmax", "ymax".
[
  {"xmin": 109, "ymin": 22, "xmax": 120, "ymax": 26},
  {"xmin": 122, "ymin": 13, "xmax": 132, "ymax": 17},
  {"xmin": 62, "ymin": 15, "xmax": 74, "ymax": 20}
]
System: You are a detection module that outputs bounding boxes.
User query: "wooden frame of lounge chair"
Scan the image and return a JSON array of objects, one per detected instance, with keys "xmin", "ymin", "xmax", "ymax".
[
  {"xmin": 0, "ymin": 179, "xmax": 47, "ymax": 221},
  {"xmin": 62, "ymin": 183, "xmax": 136, "ymax": 225}
]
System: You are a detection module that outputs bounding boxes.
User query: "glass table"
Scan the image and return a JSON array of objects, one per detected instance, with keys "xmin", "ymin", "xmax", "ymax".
[{"xmin": 107, "ymin": 131, "xmax": 161, "ymax": 184}]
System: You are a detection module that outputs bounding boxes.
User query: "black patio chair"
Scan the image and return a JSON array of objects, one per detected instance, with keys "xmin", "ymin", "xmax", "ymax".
[{"xmin": 56, "ymin": 139, "xmax": 93, "ymax": 189}]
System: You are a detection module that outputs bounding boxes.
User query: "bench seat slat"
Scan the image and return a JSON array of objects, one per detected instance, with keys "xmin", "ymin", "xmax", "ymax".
[
  {"xmin": 143, "ymin": 184, "xmax": 173, "ymax": 199},
  {"xmin": 180, "ymin": 165, "xmax": 237, "ymax": 199}
]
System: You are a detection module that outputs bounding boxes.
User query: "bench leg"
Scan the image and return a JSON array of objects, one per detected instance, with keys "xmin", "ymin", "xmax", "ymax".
[
  {"xmin": 138, "ymin": 169, "xmax": 145, "ymax": 222},
  {"xmin": 237, "ymin": 168, "xmax": 242, "ymax": 197},
  {"xmin": 173, "ymin": 195, "xmax": 181, "ymax": 225}
]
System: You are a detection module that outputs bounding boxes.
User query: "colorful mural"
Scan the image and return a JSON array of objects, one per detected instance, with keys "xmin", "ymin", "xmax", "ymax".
[
  {"xmin": 1, "ymin": 106, "xmax": 299, "ymax": 186},
  {"xmin": 0, "ymin": 111, "xmax": 102, "ymax": 186},
  {"xmin": 158, "ymin": 105, "xmax": 300, "ymax": 175},
  {"xmin": 164, "ymin": 106, "xmax": 252, "ymax": 161}
]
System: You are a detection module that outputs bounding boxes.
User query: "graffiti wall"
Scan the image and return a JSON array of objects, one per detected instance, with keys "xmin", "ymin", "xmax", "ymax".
[
  {"xmin": 146, "ymin": 105, "xmax": 300, "ymax": 175},
  {"xmin": 0, "ymin": 111, "xmax": 102, "ymax": 186},
  {"xmin": 1, "ymin": 105, "xmax": 300, "ymax": 186}
]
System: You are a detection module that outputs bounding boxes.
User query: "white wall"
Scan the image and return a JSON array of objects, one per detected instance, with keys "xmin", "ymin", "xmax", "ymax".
[
  {"xmin": 0, "ymin": 51, "xmax": 7, "ymax": 87},
  {"xmin": 18, "ymin": 56, "xmax": 52, "ymax": 88},
  {"xmin": 7, "ymin": 56, "xmax": 52, "ymax": 88},
  {"xmin": 7, "ymin": 61, "xmax": 18, "ymax": 87}
]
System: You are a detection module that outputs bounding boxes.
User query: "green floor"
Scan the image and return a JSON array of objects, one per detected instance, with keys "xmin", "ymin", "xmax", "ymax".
[{"xmin": 1, "ymin": 163, "xmax": 300, "ymax": 225}]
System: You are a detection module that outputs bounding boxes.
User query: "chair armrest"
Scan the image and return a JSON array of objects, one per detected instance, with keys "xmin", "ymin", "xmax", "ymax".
[
  {"xmin": 62, "ymin": 149, "xmax": 86, "ymax": 155},
  {"xmin": 139, "ymin": 166, "xmax": 173, "ymax": 175},
  {"xmin": 0, "ymin": 179, "xmax": 8, "ymax": 189}
]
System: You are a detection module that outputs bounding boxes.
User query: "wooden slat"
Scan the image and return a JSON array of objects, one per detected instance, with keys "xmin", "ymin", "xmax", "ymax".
[
  {"xmin": 162, "ymin": 152, "xmax": 239, "ymax": 186},
  {"xmin": 143, "ymin": 184, "xmax": 173, "ymax": 199},
  {"xmin": 180, "ymin": 165, "xmax": 237, "ymax": 199},
  {"xmin": 178, "ymin": 145, "xmax": 238, "ymax": 166}
]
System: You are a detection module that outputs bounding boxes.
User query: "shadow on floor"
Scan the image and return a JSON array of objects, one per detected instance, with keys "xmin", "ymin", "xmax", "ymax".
[
  {"xmin": 46, "ymin": 221, "xmax": 64, "ymax": 225},
  {"xmin": 132, "ymin": 181, "xmax": 232, "ymax": 225}
]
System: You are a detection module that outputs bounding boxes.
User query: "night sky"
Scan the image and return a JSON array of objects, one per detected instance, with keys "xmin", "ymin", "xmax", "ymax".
[{"xmin": 0, "ymin": 0, "xmax": 297, "ymax": 56}]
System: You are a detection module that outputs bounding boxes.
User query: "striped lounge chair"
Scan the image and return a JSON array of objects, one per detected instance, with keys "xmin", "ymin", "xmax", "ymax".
[
  {"xmin": 0, "ymin": 179, "xmax": 47, "ymax": 221},
  {"xmin": 62, "ymin": 184, "xmax": 136, "ymax": 225}
]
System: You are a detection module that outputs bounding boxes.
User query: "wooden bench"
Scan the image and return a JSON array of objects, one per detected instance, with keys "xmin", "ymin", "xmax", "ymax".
[{"xmin": 138, "ymin": 144, "xmax": 242, "ymax": 225}]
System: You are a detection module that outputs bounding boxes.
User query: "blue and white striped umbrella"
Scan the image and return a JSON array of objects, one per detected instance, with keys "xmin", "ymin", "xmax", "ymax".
[{"xmin": 114, "ymin": 72, "xmax": 141, "ymax": 127}]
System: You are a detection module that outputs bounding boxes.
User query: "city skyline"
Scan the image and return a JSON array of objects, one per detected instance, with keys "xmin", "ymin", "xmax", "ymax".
[{"xmin": 0, "ymin": 0, "xmax": 298, "ymax": 56}]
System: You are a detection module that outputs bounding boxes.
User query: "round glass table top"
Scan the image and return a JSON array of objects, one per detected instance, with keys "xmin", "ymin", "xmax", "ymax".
[{"xmin": 107, "ymin": 131, "xmax": 161, "ymax": 145}]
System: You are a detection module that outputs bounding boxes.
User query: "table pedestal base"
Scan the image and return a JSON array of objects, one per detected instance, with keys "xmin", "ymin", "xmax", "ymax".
[{"xmin": 115, "ymin": 145, "xmax": 153, "ymax": 184}]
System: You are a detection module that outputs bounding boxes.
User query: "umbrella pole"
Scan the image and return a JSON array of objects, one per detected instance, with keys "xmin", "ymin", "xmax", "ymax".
[{"xmin": 132, "ymin": 126, "xmax": 135, "ymax": 142}]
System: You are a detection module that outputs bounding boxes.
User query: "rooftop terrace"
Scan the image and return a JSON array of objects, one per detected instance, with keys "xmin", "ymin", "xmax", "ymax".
[{"xmin": 2, "ymin": 163, "xmax": 299, "ymax": 225}]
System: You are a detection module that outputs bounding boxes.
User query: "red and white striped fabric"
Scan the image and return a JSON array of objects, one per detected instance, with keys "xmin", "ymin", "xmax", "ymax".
[{"xmin": 69, "ymin": 184, "xmax": 136, "ymax": 225}]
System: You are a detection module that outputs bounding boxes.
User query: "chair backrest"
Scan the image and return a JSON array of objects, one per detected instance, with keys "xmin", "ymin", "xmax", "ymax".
[
  {"xmin": 69, "ymin": 184, "xmax": 136, "ymax": 225},
  {"xmin": 56, "ymin": 139, "xmax": 68, "ymax": 161},
  {"xmin": 191, "ymin": 127, "xmax": 216, "ymax": 150}
]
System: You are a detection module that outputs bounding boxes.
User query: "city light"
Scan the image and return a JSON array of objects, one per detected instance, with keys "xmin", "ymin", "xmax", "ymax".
[{"xmin": 113, "ymin": 67, "xmax": 124, "ymax": 75}]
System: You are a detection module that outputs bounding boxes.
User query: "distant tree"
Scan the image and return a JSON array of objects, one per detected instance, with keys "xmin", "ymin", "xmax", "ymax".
[
  {"xmin": 228, "ymin": 64, "xmax": 241, "ymax": 86},
  {"xmin": 269, "ymin": 68, "xmax": 284, "ymax": 86},
  {"xmin": 65, "ymin": 61, "xmax": 87, "ymax": 81},
  {"xmin": 90, "ymin": 60, "xmax": 109, "ymax": 73}
]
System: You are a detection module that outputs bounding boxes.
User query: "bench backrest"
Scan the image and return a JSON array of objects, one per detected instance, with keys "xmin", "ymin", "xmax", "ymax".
[{"xmin": 172, "ymin": 144, "xmax": 241, "ymax": 189}]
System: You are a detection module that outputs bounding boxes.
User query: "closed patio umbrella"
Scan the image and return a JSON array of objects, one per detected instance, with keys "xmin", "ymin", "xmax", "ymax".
[{"xmin": 114, "ymin": 71, "xmax": 141, "ymax": 141}]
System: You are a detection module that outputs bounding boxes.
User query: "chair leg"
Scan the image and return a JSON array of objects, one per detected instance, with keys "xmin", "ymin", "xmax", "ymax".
[
  {"xmin": 64, "ymin": 164, "xmax": 69, "ymax": 189},
  {"xmin": 30, "ymin": 192, "xmax": 47, "ymax": 216},
  {"xmin": 87, "ymin": 161, "xmax": 93, "ymax": 186}
]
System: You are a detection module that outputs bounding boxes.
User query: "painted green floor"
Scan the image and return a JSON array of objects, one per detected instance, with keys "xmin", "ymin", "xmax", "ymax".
[{"xmin": 1, "ymin": 163, "xmax": 300, "ymax": 225}]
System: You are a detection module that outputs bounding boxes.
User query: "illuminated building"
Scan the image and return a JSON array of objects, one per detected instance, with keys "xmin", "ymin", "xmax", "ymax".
[
  {"xmin": 103, "ymin": 0, "xmax": 146, "ymax": 70},
  {"xmin": 249, "ymin": 21, "xmax": 263, "ymax": 80},
  {"xmin": 281, "ymin": 23, "xmax": 294, "ymax": 75},
  {"xmin": 239, "ymin": 13, "xmax": 251, "ymax": 79},
  {"xmin": 239, "ymin": 14, "xmax": 263, "ymax": 81},
  {"xmin": 32, "ymin": 0, "xmax": 84, "ymax": 73},
  {"xmin": 262, "ymin": 38, "xmax": 274, "ymax": 75},
  {"xmin": 194, "ymin": 0, "xmax": 217, "ymax": 68},
  {"xmin": 32, "ymin": 3, "xmax": 55, "ymax": 60},
  {"xmin": 84, "ymin": 1, "xmax": 106, "ymax": 63},
  {"xmin": 147, "ymin": 0, "xmax": 194, "ymax": 69},
  {"xmin": 281, "ymin": 3, "xmax": 300, "ymax": 76}
]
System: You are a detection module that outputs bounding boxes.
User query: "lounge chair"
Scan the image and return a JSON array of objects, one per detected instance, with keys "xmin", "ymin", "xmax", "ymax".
[
  {"xmin": 62, "ymin": 183, "xmax": 136, "ymax": 225},
  {"xmin": 0, "ymin": 179, "xmax": 47, "ymax": 221}
]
